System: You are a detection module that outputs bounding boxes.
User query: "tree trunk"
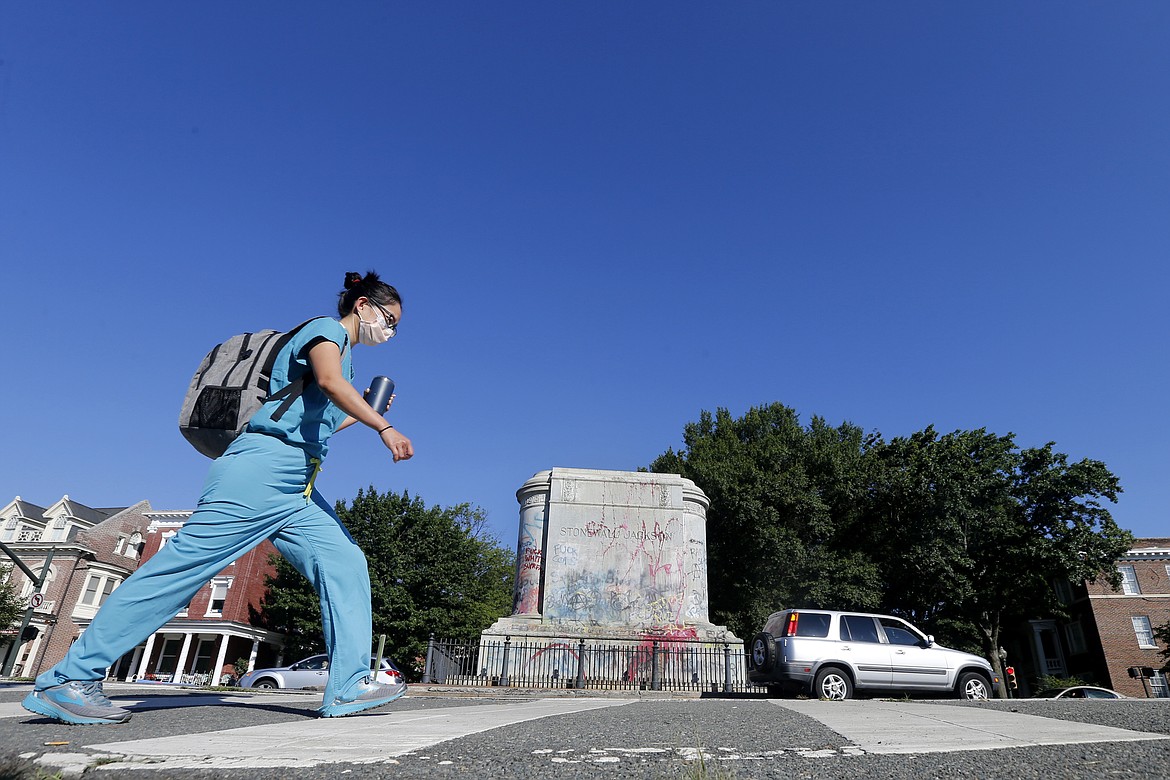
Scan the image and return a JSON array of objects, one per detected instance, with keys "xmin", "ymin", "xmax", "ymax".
[{"xmin": 980, "ymin": 615, "xmax": 1008, "ymax": 699}]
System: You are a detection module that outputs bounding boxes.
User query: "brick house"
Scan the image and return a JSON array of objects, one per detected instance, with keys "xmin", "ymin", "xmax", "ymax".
[
  {"xmin": 1016, "ymin": 537, "xmax": 1170, "ymax": 698},
  {"xmin": 120, "ymin": 510, "xmax": 287, "ymax": 684},
  {"xmin": 1, "ymin": 496, "xmax": 151, "ymax": 678},
  {"xmin": 1, "ymin": 496, "xmax": 287, "ymax": 684},
  {"xmin": 1082, "ymin": 538, "xmax": 1170, "ymax": 697}
]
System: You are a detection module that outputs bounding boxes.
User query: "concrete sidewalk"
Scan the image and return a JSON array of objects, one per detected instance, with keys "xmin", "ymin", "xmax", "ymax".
[{"xmin": 775, "ymin": 699, "xmax": 1170, "ymax": 754}]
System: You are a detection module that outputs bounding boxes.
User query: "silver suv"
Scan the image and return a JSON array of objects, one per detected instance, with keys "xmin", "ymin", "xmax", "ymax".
[{"xmin": 747, "ymin": 609, "xmax": 997, "ymax": 700}]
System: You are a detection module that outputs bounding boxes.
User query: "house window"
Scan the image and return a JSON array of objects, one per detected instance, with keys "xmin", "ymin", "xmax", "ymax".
[
  {"xmin": 1132, "ymin": 616, "xmax": 1156, "ymax": 648},
  {"xmin": 19, "ymin": 566, "xmax": 56, "ymax": 599},
  {"xmin": 2, "ymin": 516, "xmax": 18, "ymax": 539},
  {"xmin": 126, "ymin": 532, "xmax": 142, "ymax": 559},
  {"xmin": 1053, "ymin": 578, "xmax": 1073, "ymax": 605},
  {"xmin": 80, "ymin": 576, "xmax": 101, "ymax": 606},
  {"xmin": 1151, "ymin": 671, "xmax": 1169, "ymax": 699},
  {"xmin": 1118, "ymin": 565, "xmax": 1140, "ymax": 595},
  {"xmin": 114, "ymin": 536, "xmax": 127, "ymax": 555},
  {"xmin": 192, "ymin": 637, "xmax": 219, "ymax": 673},
  {"xmin": 1066, "ymin": 620, "xmax": 1087, "ymax": 655},
  {"xmin": 205, "ymin": 577, "xmax": 232, "ymax": 616},
  {"xmin": 78, "ymin": 573, "xmax": 121, "ymax": 608},
  {"xmin": 101, "ymin": 578, "xmax": 117, "ymax": 603},
  {"xmin": 156, "ymin": 636, "xmax": 184, "ymax": 677}
]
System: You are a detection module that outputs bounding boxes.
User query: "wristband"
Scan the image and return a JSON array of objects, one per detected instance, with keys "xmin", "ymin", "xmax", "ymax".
[{"xmin": 378, "ymin": 425, "xmax": 393, "ymax": 434}]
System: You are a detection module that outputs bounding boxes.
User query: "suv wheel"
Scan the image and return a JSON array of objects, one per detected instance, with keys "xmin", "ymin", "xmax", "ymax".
[
  {"xmin": 956, "ymin": 671, "xmax": 990, "ymax": 701},
  {"xmin": 814, "ymin": 667, "xmax": 853, "ymax": 701},
  {"xmin": 750, "ymin": 633, "xmax": 776, "ymax": 670}
]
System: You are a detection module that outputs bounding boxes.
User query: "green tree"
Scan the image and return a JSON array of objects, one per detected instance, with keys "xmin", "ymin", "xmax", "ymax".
[
  {"xmin": 862, "ymin": 428, "xmax": 1014, "ymax": 650},
  {"xmin": 648, "ymin": 403, "xmax": 881, "ymax": 639},
  {"xmin": 1154, "ymin": 620, "xmax": 1170, "ymax": 671},
  {"xmin": 866, "ymin": 428, "xmax": 1133, "ymax": 695},
  {"xmin": 260, "ymin": 488, "xmax": 514, "ymax": 680},
  {"xmin": 0, "ymin": 565, "xmax": 21, "ymax": 633},
  {"xmin": 649, "ymin": 404, "xmax": 1133, "ymax": 699}
]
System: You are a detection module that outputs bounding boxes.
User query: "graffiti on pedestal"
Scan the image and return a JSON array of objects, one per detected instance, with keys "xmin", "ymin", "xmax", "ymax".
[
  {"xmin": 543, "ymin": 511, "xmax": 708, "ymax": 629},
  {"xmin": 512, "ymin": 507, "xmax": 545, "ymax": 615}
]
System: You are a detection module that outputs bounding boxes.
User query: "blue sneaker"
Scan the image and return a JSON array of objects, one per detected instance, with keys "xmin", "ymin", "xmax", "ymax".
[
  {"xmin": 318, "ymin": 678, "xmax": 406, "ymax": 718},
  {"xmin": 22, "ymin": 681, "xmax": 132, "ymax": 725}
]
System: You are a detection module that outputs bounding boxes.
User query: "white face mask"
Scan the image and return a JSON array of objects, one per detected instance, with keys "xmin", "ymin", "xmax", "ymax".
[{"xmin": 357, "ymin": 307, "xmax": 394, "ymax": 346}]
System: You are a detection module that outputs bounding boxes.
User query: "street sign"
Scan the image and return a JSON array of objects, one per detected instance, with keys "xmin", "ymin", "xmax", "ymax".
[{"xmin": 29, "ymin": 593, "xmax": 44, "ymax": 609}]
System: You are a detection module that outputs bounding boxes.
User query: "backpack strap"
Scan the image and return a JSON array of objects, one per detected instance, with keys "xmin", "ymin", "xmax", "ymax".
[
  {"xmin": 267, "ymin": 378, "xmax": 308, "ymax": 423},
  {"xmin": 265, "ymin": 318, "xmax": 349, "ymax": 422}
]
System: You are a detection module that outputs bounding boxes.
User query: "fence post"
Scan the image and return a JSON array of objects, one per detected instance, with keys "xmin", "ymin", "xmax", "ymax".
[
  {"xmin": 723, "ymin": 643, "xmax": 732, "ymax": 694},
  {"xmin": 500, "ymin": 636, "xmax": 512, "ymax": 687},
  {"xmin": 373, "ymin": 634, "xmax": 387, "ymax": 679},
  {"xmin": 422, "ymin": 633, "xmax": 435, "ymax": 684},
  {"xmin": 574, "ymin": 638, "xmax": 587, "ymax": 689},
  {"xmin": 651, "ymin": 641, "xmax": 661, "ymax": 691}
]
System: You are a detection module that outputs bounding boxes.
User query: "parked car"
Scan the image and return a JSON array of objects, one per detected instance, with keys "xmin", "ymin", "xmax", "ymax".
[
  {"xmin": 1034, "ymin": 685, "xmax": 1127, "ymax": 699},
  {"xmin": 238, "ymin": 654, "xmax": 403, "ymax": 689},
  {"xmin": 747, "ymin": 609, "xmax": 997, "ymax": 701}
]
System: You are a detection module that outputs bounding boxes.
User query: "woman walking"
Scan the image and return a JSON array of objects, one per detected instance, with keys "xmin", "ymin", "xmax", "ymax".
[{"xmin": 24, "ymin": 271, "xmax": 413, "ymax": 724}]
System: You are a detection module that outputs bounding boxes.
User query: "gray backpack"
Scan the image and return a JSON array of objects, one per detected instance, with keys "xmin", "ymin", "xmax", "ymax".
[{"xmin": 178, "ymin": 318, "xmax": 327, "ymax": 458}]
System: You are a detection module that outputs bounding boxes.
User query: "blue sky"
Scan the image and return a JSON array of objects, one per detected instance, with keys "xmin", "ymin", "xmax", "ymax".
[{"xmin": 1, "ymin": 2, "xmax": 1166, "ymax": 546}]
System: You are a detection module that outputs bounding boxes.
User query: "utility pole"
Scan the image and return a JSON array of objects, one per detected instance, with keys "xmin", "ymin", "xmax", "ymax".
[{"xmin": 1, "ymin": 540, "xmax": 56, "ymax": 677}]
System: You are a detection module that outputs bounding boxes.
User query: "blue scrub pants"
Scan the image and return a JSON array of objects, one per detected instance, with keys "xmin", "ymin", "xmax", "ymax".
[{"xmin": 35, "ymin": 433, "xmax": 373, "ymax": 707}]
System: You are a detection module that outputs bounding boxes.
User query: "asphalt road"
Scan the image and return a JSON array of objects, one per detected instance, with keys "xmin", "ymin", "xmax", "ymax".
[{"xmin": 2, "ymin": 683, "xmax": 1169, "ymax": 779}]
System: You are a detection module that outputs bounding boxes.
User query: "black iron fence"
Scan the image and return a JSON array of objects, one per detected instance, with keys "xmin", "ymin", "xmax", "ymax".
[{"xmin": 421, "ymin": 634, "xmax": 755, "ymax": 694}]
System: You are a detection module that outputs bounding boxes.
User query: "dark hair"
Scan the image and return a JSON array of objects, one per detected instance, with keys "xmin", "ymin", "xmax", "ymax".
[{"xmin": 337, "ymin": 271, "xmax": 402, "ymax": 317}]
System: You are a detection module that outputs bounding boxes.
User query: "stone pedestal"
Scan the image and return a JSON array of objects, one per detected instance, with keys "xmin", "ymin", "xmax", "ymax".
[{"xmin": 484, "ymin": 468, "xmax": 738, "ymax": 643}]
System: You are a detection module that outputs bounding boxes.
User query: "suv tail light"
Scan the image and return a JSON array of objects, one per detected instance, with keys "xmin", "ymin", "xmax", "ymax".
[{"xmin": 785, "ymin": 612, "xmax": 799, "ymax": 637}]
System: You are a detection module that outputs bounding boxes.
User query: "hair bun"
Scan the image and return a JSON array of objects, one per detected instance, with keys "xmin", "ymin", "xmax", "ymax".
[{"xmin": 343, "ymin": 272, "xmax": 362, "ymax": 290}]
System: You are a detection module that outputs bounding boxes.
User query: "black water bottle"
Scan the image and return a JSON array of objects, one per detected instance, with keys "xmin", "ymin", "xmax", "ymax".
[{"xmin": 364, "ymin": 376, "xmax": 395, "ymax": 413}]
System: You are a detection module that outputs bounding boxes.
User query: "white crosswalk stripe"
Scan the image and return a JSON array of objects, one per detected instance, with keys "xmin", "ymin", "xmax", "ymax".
[
  {"xmin": 773, "ymin": 699, "xmax": 1170, "ymax": 754},
  {"xmin": 81, "ymin": 698, "xmax": 636, "ymax": 771}
]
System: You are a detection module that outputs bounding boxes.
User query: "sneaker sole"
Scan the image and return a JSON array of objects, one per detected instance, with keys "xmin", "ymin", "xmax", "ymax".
[
  {"xmin": 317, "ymin": 687, "xmax": 407, "ymax": 718},
  {"xmin": 22, "ymin": 692, "xmax": 131, "ymax": 725}
]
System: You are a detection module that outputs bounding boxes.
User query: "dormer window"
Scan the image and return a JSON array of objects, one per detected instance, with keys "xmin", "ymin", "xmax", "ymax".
[
  {"xmin": 47, "ymin": 514, "xmax": 69, "ymax": 542},
  {"xmin": 127, "ymin": 532, "xmax": 142, "ymax": 559}
]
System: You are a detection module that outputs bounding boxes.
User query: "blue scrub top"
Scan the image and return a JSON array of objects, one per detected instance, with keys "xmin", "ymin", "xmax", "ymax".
[{"xmin": 247, "ymin": 317, "xmax": 354, "ymax": 459}]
